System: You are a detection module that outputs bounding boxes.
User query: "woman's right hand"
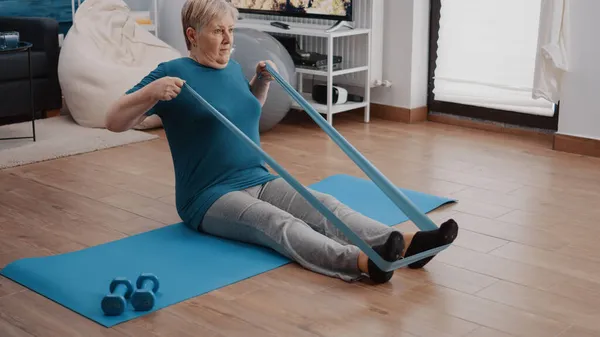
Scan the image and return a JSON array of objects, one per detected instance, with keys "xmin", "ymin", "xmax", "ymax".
[
  {"xmin": 105, "ymin": 76, "xmax": 185, "ymax": 132},
  {"xmin": 149, "ymin": 76, "xmax": 185, "ymax": 101}
]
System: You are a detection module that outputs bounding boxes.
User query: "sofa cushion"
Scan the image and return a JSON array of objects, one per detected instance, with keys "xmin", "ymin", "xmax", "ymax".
[
  {"xmin": 0, "ymin": 78, "xmax": 57, "ymax": 118},
  {"xmin": 0, "ymin": 51, "xmax": 48, "ymax": 81}
]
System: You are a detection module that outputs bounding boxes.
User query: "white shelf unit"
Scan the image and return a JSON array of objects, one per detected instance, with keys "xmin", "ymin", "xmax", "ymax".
[{"xmin": 235, "ymin": 18, "xmax": 371, "ymax": 125}]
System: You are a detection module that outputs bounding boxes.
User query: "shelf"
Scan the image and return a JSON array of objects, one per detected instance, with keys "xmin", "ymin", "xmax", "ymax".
[
  {"xmin": 291, "ymin": 92, "xmax": 368, "ymax": 115},
  {"xmin": 131, "ymin": 10, "xmax": 156, "ymax": 32},
  {"xmin": 232, "ymin": 17, "xmax": 371, "ymax": 124},
  {"xmin": 131, "ymin": 11, "xmax": 151, "ymax": 21},
  {"xmin": 139, "ymin": 24, "xmax": 156, "ymax": 32},
  {"xmin": 296, "ymin": 65, "xmax": 368, "ymax": 77},
  {"xmin": 235, "ymin": 18, "xmax": 370, "ymax": 38}
]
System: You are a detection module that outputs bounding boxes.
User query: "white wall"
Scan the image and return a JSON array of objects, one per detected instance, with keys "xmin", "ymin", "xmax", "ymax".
[
  {"xmin": 367, "ymin": 0, "xmax": 430, "ymax": 110},
  {"xmin": 124, "ymin": 0, "xmax": 189, "ymax": 54},
  {"xmin": 410, "ymin": 0, "xmax": 431, "ymax": 109},
  {"xmin": 156, "ymin": 0, "xmax": 189, "ymax": 55},
  {"xmin": 556, "ymin": 0, "xmax": 600, "ymax": 140},
  {"xmin": 369, "ymin": 0, "xmax": 430, "ymax": 109},
  {"xmin": 369, "ymin": 0, "xmax": 415, "ymax": 109}
]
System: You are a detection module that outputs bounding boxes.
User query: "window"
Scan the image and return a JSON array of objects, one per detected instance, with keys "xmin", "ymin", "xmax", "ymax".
[{"xmin": 427, "ymin": 0, "xmax": 560, "ymax": 130}]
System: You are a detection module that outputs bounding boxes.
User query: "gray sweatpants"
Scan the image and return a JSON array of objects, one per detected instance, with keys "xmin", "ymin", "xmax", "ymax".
[{"xmin": 200, "ymin": 177, "xmax": 399, "ymax": 282}]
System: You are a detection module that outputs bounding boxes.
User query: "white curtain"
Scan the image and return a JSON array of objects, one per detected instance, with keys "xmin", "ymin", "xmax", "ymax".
[
  {"xmin": 432, "ymin": 0, "xmax": 557, "ymax": 116},
  {"xmin": 532, "ymin": 0, "xmax": 570, "ymax": 104}
]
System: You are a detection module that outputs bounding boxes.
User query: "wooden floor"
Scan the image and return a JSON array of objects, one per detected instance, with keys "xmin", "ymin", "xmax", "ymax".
[{"xmin": 1, "ymin": 112, "xmax": 600, "ymax": 337}]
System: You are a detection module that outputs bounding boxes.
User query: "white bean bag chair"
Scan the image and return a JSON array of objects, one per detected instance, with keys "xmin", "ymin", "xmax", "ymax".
[{"xmin": 58, "ymin": 0, "xmax": 181, "ymax": 129}]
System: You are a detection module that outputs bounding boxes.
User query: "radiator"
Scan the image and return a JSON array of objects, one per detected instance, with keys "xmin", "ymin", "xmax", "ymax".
[{"xmin": 239, "ymin": 0, "xmax": 384, "ymax": 89}]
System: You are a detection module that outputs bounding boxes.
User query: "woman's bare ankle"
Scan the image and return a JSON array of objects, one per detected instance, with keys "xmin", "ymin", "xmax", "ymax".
[
  {"xmin": 402, "ymin": 232, "xmax": 415, "ymax": 257},
  {"xmin": 358, "ymin": 251, "xmax": 369, "ymax": 274}
]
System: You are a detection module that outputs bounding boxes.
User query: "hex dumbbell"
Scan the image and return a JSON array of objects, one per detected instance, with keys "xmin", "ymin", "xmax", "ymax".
[
  {"xmin": 101, "ymin": 277, "xmax": 134, "ymax": 316},
  {"xmin": 131, "ymin": 273, "xmax": 160, "ymax": 312}
]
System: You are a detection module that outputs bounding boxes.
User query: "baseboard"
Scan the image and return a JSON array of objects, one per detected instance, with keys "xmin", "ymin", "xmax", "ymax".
[
  {"xmin": 370, "ymin": 103, "xmax": 428, "ymax": 124},
  {"xmin": 427, "ymin": 112, "xmax": 555, "ymax": 142},
  {"xmin": 344, "ymin": 105, "xmax": 599, "ymax": 159},
  {"xmin": 553, "ymin": 133, "xmax": 600, "ymax": 158}
]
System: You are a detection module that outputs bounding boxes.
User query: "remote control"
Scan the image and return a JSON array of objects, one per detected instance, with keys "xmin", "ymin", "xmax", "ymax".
[{"xmin": 270, "ymin": 21, "xmax": 290, "ymax": 30}]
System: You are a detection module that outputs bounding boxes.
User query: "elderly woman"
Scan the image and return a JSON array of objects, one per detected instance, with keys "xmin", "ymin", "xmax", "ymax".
[{"xmin": 105, "ymin": 0, "xmax": 458, "ymax": 284}]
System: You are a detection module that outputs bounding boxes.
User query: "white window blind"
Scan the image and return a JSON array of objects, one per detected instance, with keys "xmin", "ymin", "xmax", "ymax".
[{"xmin": 432, "ymin": 0, "xmax": 556, "ymax": 116}]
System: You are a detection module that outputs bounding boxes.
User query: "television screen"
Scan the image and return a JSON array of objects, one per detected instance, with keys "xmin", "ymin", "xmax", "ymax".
[{"xmin": 231, "ymin": 0, "xmax": 353, "ymax": 21}]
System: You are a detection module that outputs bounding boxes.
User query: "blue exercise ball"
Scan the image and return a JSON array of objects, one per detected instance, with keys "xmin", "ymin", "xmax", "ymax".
[{"xmin": 232, "ymin": 28, "xmax": 297, "ymax": 133}]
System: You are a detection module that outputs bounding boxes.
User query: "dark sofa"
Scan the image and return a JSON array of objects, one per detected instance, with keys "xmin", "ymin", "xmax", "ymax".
[{"xmin": 0, "ymin": 16, "xmax": 62, "ymax": 121}]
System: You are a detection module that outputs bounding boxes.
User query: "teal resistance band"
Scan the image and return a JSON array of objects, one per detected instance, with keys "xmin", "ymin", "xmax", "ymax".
[
  {"xmin": 264, "ymin": 63, "xmax": 440, "ymax": 231},
  {"xmin": 183, "ymin": 71, "xmax": 450, "ymax": 272}
]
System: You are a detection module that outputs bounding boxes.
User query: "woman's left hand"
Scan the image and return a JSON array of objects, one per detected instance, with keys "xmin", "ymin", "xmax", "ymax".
[{"xmin": 256, "ymin": 60, "xmax": 277, "ymax": 82}]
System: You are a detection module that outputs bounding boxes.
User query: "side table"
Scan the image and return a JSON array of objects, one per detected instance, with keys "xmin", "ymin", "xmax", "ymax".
[{"xmin": 0, "ymin": 41, "xmax": 36, "ymax": 142}]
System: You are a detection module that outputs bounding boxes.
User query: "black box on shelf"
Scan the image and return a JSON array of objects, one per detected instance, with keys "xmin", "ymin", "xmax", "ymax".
[{"xmin": 269, "ymin": 34, "xmax": 343, "ymax": 70}]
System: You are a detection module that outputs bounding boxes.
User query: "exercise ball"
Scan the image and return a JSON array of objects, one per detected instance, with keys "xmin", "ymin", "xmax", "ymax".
[{"xmin": 231, "ymin": 28, "xmax": 297, "ymax": 133}]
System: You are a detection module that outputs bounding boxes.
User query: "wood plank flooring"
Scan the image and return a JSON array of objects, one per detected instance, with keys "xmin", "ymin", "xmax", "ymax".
[{"xmin": 1, "ymin": 112, "xmax": 600, "ymax": 337}]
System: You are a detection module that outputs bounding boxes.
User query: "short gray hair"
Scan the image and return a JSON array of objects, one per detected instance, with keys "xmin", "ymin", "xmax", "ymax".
[{"xmin": 181, "ymin": 0, "xmax": 239, "ymax": 50}]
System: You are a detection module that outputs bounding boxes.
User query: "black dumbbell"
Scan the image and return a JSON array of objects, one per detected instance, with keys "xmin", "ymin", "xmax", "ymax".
[
  {"xmin": 131, "ymin": 273, "xmax": 160, "ymax": 312},
  {"xmin": 101, "ymin": 277, "xmax": 134, "ymax": 316}
]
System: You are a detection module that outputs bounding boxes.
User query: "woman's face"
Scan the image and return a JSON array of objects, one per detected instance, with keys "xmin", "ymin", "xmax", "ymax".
[{"xmin": 187, "ymin": 15, "xmax": 235, "ymax": 68}]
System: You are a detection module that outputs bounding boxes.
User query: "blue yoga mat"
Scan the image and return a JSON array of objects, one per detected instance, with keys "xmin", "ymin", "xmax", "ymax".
[
  {"xmin": 0, "ymin": 174, "xmax": 454, "ymax": 327},
  {"xmin": 310, "ymin": 174, "xmax": 454, "ymax": 226}
]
